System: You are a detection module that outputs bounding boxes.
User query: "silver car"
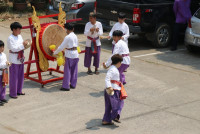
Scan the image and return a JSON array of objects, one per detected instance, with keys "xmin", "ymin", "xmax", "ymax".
[
  {"xmin": 185, "ymin": 8, "xmax": 200, "ymax": 52},
  {"xmin": 48, "ymin": 0, "xmax": 95, "ymax": 25}
]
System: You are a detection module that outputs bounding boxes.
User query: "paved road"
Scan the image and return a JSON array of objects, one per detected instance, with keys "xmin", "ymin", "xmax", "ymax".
[{"xmin": 0, "ymin": 20, "xmax": 200, "ymax": 134}]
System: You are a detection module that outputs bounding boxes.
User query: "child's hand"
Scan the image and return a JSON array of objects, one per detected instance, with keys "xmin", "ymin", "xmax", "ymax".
[
  {"xmin": 23, "ymin": 41, "xmax": 28, "ymax": 47},
  {"xmin": 108, "ymin": 87, "xmax": 113, "ymax": 91},
  {"xmin": 96, "ymin": 28, "xmax": 99, "ymax": 32},
  {"xmin": 6, "ymin": 61, "xmax": 11, "ymax": 66},
  {"xmin": 90, "ymin": 27, "xmax": 95, "ymax": 32},
  {"xmin": 107, "ymin": 36, "xmax": 111, "ymax": 40},
  {"xmin": 53, "ymin": 54, "xmax": 58, "ymax": 58},
  {"xmin": 103, "ymin": 62, "xmax": 107, "ymax": 69}
]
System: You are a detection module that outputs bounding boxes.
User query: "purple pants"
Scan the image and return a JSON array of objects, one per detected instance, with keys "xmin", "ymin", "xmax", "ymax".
[
  {"xmin": 9, "ymin": 64, "xmax": 24, "ymax": 97},
  {"xmin": 84, "ymin": 46, "xmax": 101, "ymax": 68},
  {"xmin": 0, "ymin": 75, "xmax": 6, "ymax": 100},
  {"xmin": 118, "ymin": 64, "xmax": 129, "ymax": 84},
  {"xmin": 62, "ymin": 58, "xmax": 79, "ymax": 89},
  {"xmin": 103, "ymin": 90, "xmax": 124, "ymax": 123}
]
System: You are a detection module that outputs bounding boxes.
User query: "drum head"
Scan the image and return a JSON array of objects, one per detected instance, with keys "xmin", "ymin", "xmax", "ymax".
[{"xmin": 39, "ymin": 23, "xmax": 67, "ymax": 61}]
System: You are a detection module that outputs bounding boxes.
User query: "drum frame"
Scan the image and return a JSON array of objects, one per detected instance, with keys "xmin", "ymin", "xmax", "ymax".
[{"xmin": 22, "ymin": 14, "xmax": 82, "ymax": 88}]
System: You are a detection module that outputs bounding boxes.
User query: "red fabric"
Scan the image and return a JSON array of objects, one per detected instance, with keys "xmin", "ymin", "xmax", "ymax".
[
  {"xmin": 2, "ymin": 69, "xmax": 8, "ymax": 87},
  {"xmin": 111, "ymin": 80, "xmax": 128, "ymax": 100},
  {"xmin": 87, "ymin": 36, "xmax": 99, "ymax": 54},
  {"xmin": 9, "ymin": 50, "xmax": 25, "ymax": 63},
  {"xmin": 18, "ymin": 50, "xmax": 25, "ymax": 63}
]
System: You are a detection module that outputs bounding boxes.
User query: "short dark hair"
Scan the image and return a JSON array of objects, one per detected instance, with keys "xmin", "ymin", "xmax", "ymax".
[
  {"xmin": 0, "ymin": 40, "xmax": 4, "ymax": 47},
  {"xmin": 64, "ymin": 23, "xmax": 74, "ymax": 30},
  {"xmin": 118, "ymin": 12, "xmax": 126, "ymax": 19},
  {"xmin": 111, "ymin": 54, "xmax": 123, "ymax": 65},
  {"xmin": 10, "ymin": 22, "xmax": 22, "ymax": 31},
  {"xmin": 89, "ymin": 12, "xmax": 97, "ymax": 18},
  {"xmin": 112, "ymin": 30, "xmax": 123, "ymax": 37}
]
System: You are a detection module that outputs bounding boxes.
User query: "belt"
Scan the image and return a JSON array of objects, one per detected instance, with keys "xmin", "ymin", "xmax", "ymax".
[
  {"xmin": 87, "ymin": 36, "xmax": 99, "ymax": 53},
  {"xmin": 87, "ymin": 36, "xmax": 99, "ymax": 41},
  {"xmin": 66, "ymin": 47, "xmax": 77, "ymax": 51},
  {"xmin": 9, "ymin": 50, "xmax": 19, "ymax": 54},
  {"xmin": 9, "ymin": 50, "xmax": 25, "ymax": 63},
  {"xmin": 122, "ymin": 54, "xmax": 129, "ymax": 57},
  {"xmin": 111, "ymin": 80, "xmax": 122, "ymax": 87},
  {"xmin": 111, "ymin": 80, "xmax": 127, "ymax": 100}
]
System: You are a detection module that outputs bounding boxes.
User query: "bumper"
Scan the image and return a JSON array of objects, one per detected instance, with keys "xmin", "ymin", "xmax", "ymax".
[
  {"xmin": 129, "ymin": 25, "xmax": 142, "ymax": 33},
  {"xmin": 185, "ymin": 27, "xmax": 200, "ymax": 47}
]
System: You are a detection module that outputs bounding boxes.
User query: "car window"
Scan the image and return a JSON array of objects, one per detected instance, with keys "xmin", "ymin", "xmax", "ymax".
[{"xmin": 194, "ymin": 9, "xmax": 200, "ymax": 19}]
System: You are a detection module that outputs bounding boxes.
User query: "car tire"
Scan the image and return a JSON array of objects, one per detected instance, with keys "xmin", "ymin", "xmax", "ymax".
[{"xmin": 152, "ymin": 23, "xmax": 172, "ymax": 48}]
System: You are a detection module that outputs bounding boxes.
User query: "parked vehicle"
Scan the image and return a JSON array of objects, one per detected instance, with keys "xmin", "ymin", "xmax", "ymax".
[
  {"xmin": 48, "ymin": 0, "xmax": 95, "ymax": 25},
  {"xmin": 185, "ymin": 8, "xmax": 200, "ymax": 52},
  {"xmin": 96, "ymin": 0, "xmax": 200, "ymax": 48}
]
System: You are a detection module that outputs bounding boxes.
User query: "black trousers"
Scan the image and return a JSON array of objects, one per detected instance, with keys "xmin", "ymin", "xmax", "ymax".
[{"xmin": 171, "ymin": 23, "xmax": 187, "ymax": 49}]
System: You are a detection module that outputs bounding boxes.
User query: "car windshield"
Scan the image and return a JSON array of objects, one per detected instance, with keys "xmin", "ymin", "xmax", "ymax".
[{"xmin": 194, "ymin": 9, "xmax": 200, "ymax": 19}]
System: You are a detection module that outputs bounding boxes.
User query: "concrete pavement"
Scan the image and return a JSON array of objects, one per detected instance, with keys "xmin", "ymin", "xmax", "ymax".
[{"xmin": 0, "ymin": 19, "xmax": 200, "ymax": 134}]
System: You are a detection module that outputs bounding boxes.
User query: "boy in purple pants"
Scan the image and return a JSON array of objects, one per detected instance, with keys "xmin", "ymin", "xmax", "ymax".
[
  {"xmin": 102, "ymin": 54, "xmax": 124, "ymax": 125},
  {"xmin": 7, "ymin": 22, "xmax": 28, "ymax": 99},
  {"xmin": 103, "ymin": 30, "xmax": 131, "ymax": 85},
  {"xmin": 0, "ymin": 40, "xmax": 10, "ymax": 106},
  {"xmin": 84, "ymin": 12, "xmax": 103, "ymax": 75},
  {"xmin": 54, "ymin": 23, "xmax": 79, "ymax": 91}
]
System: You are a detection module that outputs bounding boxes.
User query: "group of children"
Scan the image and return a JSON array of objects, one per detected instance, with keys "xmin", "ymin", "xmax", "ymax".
[{"xmin": 0, "ymin": 12, "xmax": 131, "ymax": 126}]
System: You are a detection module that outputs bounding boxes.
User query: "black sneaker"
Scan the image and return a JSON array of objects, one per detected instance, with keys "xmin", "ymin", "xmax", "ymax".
[
  {"xmin": 60, "ymin": 88, "xmax": 70, "ymax": 91},
  {"xmin": 70, "ymin": 85, "xmax": 75, "ymax": 89},
  {"xmin": 1, "ymin": 99, "xmax": 8, "ymax": 103},
  {"xmin": 87, "ymin": 70, "xmax": 93, "ymax": 75},
  {"xmin": 0, "ymin": 101, "xmax": 4, "ymax": 106},
  {"xmin": 9, "ymin": 95, "xmax": 18, "ymax": 99}
]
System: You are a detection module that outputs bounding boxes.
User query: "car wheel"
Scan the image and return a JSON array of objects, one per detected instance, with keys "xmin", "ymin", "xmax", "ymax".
[{"xmin": 152, "ymin": 23, "xmax": 172, "ymax": 48}]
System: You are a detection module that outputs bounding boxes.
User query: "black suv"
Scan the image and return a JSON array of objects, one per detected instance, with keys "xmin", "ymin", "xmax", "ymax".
[{"xmin": 96, "ymin": 0, "xmax": 200, "ymax": 47}]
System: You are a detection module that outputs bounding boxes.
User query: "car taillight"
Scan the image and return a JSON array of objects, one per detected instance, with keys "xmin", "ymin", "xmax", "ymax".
[
  {"xmin": 133, "ymin": 8, "xmax": 141, "ymax": 23},
  {"xmin": 188, "ymin": 19, "xmax": 192, "ymax": 28},
  {"xmin": 71, "ymin": 3, "xmax": 85, "ymax": 10},
  {"xmin": 94, "ymin": 1, "xmax": 97, "ymax": 13}
]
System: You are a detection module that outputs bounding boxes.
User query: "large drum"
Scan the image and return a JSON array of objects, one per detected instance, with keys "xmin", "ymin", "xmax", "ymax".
[{"xmin": 39, "ymin": 23, "xmax": 67, "ymax": 61}]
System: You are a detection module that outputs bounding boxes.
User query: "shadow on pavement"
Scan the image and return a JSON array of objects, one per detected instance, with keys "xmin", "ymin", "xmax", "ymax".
[
  {"xmin": 86, "ymin": 119, "xmax": 119, "ymax": 130},
  {"xmin": 89, "ymin": 91, "xmax": 104, "ymax": 98},
  {"xmin": 78, "ymin": 71, "xmax": 89, "ymax": 78},
  {"xmin": 155, "ymin": 49, "xmax": 200, "ymax": 71}
]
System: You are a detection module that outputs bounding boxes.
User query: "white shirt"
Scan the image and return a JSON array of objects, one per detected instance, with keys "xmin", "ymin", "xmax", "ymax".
[
  {"xmin": 105, "ymin": 65, "xmax": 121, "ymax": 90},
  {"xmin": 84, "ymin": 21, "xmax": 103, "ymax": 47},
  {"xmin": 54, "ymin": 32, "xmax": 79, "ymax": 59},
  {"xmin": 109, "ymin": 22, "xmax": 130, "ymax": 44},
  {"xmin": 7, "ymin": 34, "xmax": 25, "ymax": 64},
  {"xmin": 0, "ymin": 53, "xmax": 8, "ymax": 75},
  {"xmin": 105, "ymin": 39, "xmax": 131, "ymax": 67}
]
